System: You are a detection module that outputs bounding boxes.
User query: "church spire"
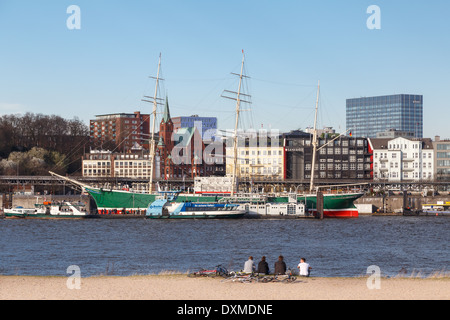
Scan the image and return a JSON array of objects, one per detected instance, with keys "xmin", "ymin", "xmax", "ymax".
[{"xmin": 162, "ymin": 96, "xmax": 171, "ymax": 123}]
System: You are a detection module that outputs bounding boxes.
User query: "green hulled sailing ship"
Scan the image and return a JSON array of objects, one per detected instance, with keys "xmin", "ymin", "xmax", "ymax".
[{"xmin": 50, "ymin": 52, "xmax": 364, "ymax": 219}]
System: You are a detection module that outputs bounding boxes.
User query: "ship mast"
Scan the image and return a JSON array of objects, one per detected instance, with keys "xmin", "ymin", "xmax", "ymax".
[
  {"xmin": 142, "ymin": 54, "xmax": 163, "ymax": 194},
  {"xmin": 231, "ymin": 52, "xmax": 246, "ymax": 196},
  {"xmin": 310, "ymin": 80, "xmax": 320, "ymax": 193}
]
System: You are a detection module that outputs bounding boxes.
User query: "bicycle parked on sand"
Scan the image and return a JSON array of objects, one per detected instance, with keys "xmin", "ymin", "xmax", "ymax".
[
  {"xmin": 220, "ymin": 268, "xmax": 297, "ymax": 284},
  {"xmin": 221, "ymin": 271, "xmax": 259, "ymax": 283},
  {"xmin": 187, "ymin": 265, "xmax": 230, "ymax": 278}
]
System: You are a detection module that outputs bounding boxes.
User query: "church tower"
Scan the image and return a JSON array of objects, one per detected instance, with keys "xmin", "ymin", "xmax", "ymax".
[{"xmin": 159, "ymin": 97, "xmax": 174, "ymax": 179}]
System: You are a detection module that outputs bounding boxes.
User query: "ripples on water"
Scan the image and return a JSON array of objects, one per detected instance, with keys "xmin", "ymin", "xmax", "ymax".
[{"xmin": 0, "ymin": 216, "xmax": 448, "ymax": 277}]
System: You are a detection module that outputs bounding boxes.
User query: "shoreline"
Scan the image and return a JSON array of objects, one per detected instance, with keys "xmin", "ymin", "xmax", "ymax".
[{"xmin": 0, "ymin": 275, "xmax": 448, "ymax": 300}]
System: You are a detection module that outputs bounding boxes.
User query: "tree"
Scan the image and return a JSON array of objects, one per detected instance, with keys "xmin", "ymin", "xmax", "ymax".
[{"xmin": 0, "ymin": 113, "xmax": 89, "ymax": 175}]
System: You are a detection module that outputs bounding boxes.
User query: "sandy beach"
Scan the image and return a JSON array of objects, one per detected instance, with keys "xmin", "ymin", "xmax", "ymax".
[{"xmin": 0, "ymin": 275, "xmax": 448, "ymax": 300}]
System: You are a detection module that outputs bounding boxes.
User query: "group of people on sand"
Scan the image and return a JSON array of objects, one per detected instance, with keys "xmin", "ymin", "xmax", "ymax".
[{"xmin": 243, "ymin": 255, "xmax": 312, "ymax": 277}]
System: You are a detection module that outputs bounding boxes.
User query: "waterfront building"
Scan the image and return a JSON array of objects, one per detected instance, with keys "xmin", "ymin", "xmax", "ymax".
[
  {"xmin": 284, "ymin": 130, "xmax": 372, "ymax": 181},
  {"xmin": 346, "ymin": 94, "xmax": 423, "ymax": 138},
  {"xmin": 157, "ymin": 99, "xmax": 222, "ymax": 180},
  {"xmin": 225, "ymin": 133, "xmax": 284, "ymax": 181},
  {"xmin": 82, "ymin": 150, "xmax": 154, "ymax": 180},
  {"xmin": 171, "ymin": 115, "xmax": 218, "ymax": 142},
  {"xmin": 433, "ymin": 136, "xmax": 450, "ymax": 181},
  {"xmin": 90, "ymin": 112, "xmax": 151, "ymax": 152},
  {"xmin": 369, "ymin": 137, "xmax": 434, "ymax": 182},
  {"xmin": 84, "ymin": 101, "xmax": 222, "ymax": 181}
]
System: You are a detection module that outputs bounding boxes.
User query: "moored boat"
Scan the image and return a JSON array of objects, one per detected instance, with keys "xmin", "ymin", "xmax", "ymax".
[
  {"xmin": 4, "ymin": 202, "xmax": 90, "ymax": 219},
  {"xmin": 77, "ymin": 186, "xmax": 363, "ymax": 218},
  {"xmin": 143, "ymin": 191, "xmax": 244, "ymax": 219}
]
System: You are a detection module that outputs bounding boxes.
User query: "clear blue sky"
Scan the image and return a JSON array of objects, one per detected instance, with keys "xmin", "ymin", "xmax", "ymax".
[{"xmin": 1, "ymin": 0, "xmax": 449, "ymax": 138}]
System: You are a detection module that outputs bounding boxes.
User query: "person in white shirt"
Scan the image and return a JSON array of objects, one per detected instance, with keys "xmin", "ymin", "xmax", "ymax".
[
  {"xmin": 297, "ymin": 258, "xmax": 311, "ymax": 277},
  {"xmin": 243, "ymin": 256, "xmax": 255, "ymax": 273}
]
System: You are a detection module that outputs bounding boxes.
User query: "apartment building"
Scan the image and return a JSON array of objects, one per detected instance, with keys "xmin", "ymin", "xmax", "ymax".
[
  {"xmin": 369, "ymin": 137, "xmax": 434, "ymax": 181},
  {"xmin": 82, "ymin": 151, "xmax": 155, "ymax": 179},
  {"xmin": 284, "ymin": 130, "xmax": 372, "ymax": 181},
  {"xmin": 225, "ymin": 134, "xmax": 284, "ymax": 181},
  {"xmin": 433, "ymin": 136, "xmax": 450, "ymax": 181},
  {"xmin": 90, "ymin": 112, "xmax": 151, "ymax": 152}
]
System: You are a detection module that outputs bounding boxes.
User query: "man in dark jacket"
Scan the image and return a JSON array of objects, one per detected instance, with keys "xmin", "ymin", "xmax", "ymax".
[
  {"xmin": 274, "ymin": 255, "xmax": 287, "ymax": 275},
  {"xmin": 257, "ymin": 256, "xmax": 270, "ymax": 274}
]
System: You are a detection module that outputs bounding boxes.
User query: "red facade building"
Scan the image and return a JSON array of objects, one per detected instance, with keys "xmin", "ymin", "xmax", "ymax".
[
  {"xmin": 156, "ymin": 98, "xmax": 222, "ymax": 180},
  {"xmin": 90, "ymin": 112, "xmax": 150, "ymax": 152}
]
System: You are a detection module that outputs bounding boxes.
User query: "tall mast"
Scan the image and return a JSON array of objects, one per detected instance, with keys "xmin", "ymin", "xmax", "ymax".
[
  {"xmin": 142, "ymin": 53, "xmax": 163, "ymax": 194},
  {"xmin": 231, "ymin": 51, "xmax": 246, "ymax": 197},
  {"xmin": 310, "ymin": 80, "xmax": 320, "ymax": 193}
]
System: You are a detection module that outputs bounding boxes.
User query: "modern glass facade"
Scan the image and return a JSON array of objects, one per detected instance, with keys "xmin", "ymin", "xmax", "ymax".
[
  {"xmin": 346, "ymin": 94, "xmax": 423, "ymax": 138},
  {"xmin": 171, "ymin": 116, "xmax": 218, "ymax": 141}
]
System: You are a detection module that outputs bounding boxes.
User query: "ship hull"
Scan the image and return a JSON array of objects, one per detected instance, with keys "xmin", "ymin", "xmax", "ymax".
[
  {"xmin": 146, "ymin": 213, "xmax": 246, "ymax": 219},
  {"xmin": 86, "ymin": 188, "xmax": 363, "ymax": 219},
  {"xmin": 4, "ymin": 212, "xmax": 89, "ymax": 219},
  {"xmin": 303, "ymin": 193, "xmax": 362, "ymax": 218}
]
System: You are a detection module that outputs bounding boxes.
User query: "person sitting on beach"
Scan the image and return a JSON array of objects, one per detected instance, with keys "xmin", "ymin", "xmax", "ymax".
[
  {"xmin": 274, "ymin": 255, "xmax": 287, "ymax": 275},
  {"xmin": 297, "ymin": 258, "xmax": 311, "ymax": 277},
  {"xmin": 257, "ymin": 256, "xmax": 270, "ymax": 275},
  {"xmin": 243, "ymin": 256, "xmax": 255, "ymax": 273}
]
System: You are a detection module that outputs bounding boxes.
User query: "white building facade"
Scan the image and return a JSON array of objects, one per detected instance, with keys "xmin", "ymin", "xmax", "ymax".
[
  {"xmin": 82, "ymin": 151, "xmax": 157, "ymax": 179},
  {"xmin": 225, "ymin": 134, "xmax": 284, "ymax": 181},
  {"xmin": 370, "ymin": 137, "xmax": 434, "ymax": 182}
]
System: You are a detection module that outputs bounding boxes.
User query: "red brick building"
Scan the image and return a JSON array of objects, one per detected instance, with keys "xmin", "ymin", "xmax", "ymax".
[
  {"xmin": 156, "ymin": 98, "xmax": 223, "ymax": 180},
  {"xmin": 90, "ymin": 112, "xmax": 150, "ymax": 152}
]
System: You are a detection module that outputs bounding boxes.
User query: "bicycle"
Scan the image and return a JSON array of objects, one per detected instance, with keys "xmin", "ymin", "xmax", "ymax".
[
  {"xmin": 256, "ymin": 269, "xmax": 297, "ymax": 283},
  {"xmin": 222, "ymin": 271, "xmax": 274, "ymax": 283},
  {"xmin": 220, "ymin": 269, "xmax": 298, "ymax": 284},
  {"xmin": 281, "ymin": 268, "xmax": 298, "ymax": 283},
  {"xmin": 221, "ymin": 271, "xmax": 256, "ymax": 283},
  {"xmin": 187, "ymin": 265, "xmax": 230, "ymax": 278}
]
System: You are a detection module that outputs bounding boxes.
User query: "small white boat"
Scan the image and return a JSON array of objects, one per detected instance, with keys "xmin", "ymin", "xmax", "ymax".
[{"xmin": 4, "ymin": 202, "xmax": 89, "ymax": 219}]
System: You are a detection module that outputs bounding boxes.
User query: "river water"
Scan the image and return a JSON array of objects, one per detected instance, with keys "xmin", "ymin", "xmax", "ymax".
[{"xmin": 0, "ymin": 216, "xmax": 448, "ymax": 278}]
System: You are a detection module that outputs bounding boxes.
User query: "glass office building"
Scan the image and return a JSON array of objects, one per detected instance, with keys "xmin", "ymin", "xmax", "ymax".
[
  {"xmin": 346, "ymin": 94, "xmax": 423, "ymax": 138},
  {"xmin": 171, "ymin": 115, "xmax": 218, "ymax": 142}
]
